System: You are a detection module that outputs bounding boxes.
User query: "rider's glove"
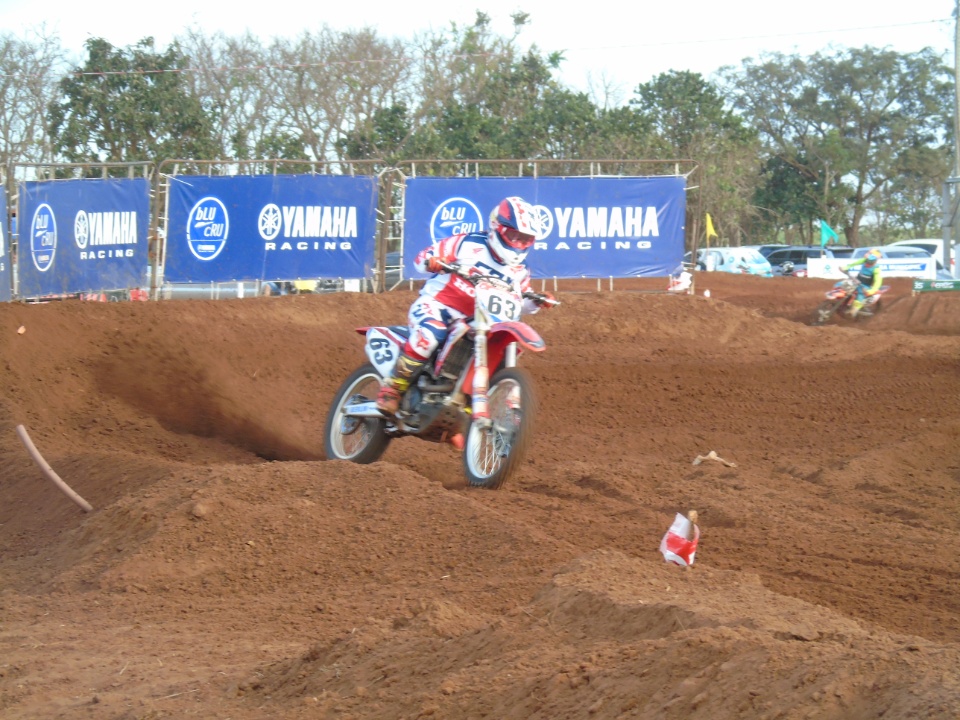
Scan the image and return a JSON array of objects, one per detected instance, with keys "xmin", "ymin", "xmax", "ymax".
[
  {"xmin": 536, "ymin": 292, "xmax": 556, "ymax": 309},
  {"xmin": 426, "ymin": 253, "xmax": 455, "ymax": 274}
]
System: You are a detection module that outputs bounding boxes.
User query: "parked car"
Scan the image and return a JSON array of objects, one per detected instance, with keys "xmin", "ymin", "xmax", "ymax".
[
  {"xmin": 853, "ymin": 245, "xmax": 953, "ymax": 280},
  {"xmin": 885, "ymin": 239, "xmax": 958, "ymax": 278},
  {"xmin": 765, "ymin": 245, "xmax": 855, "ymax": 277},
  {"xmin": 755, "ymin": 244, "xmax": 789, "ymax": 260},
  {"xmin": 688, "ymin": 247, "xmax": 773, "ymax": 276},
  {"xmin": 261, "ymin": 278, "xmax": 342, "ymax": 295}
]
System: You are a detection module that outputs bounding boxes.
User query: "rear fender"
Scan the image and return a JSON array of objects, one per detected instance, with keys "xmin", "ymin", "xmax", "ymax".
[
  {"xmin": 865, "ymin": 286, "xmax": 889, "ymax": 305},
  {"xmin": 359, "ymin": 326, "xmax": 410, "ymax": 378}
]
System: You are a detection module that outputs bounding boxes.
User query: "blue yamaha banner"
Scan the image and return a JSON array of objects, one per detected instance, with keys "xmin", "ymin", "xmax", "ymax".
[
  {"xmin": 18, "ymin": 179, "xmax": 150, "ymax": 297},
  {"xmin": 164, "ymin": 175, "xmax": 378, "ymax": 282},
  {"xmin": 0, "ymin": 188, "xmax": 10, "ymax": 301},
  {"xmin": 403, "ymin": 177, "xmax": 686, "ymax": 278}
]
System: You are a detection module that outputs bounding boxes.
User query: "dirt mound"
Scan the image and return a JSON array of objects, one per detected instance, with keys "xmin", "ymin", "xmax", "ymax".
[
  {"xmin": 250, "ymin": 551, "xmax": 958, "ymax": 719},
  {"xmin": 2, "ymin": 275, "xmax": 960, "ymax": 719}
]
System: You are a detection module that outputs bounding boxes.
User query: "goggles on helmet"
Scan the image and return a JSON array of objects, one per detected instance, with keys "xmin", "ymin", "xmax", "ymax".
[{"xmin": 499, "ymin": 225, "xmax": 536, "ymax": 250}]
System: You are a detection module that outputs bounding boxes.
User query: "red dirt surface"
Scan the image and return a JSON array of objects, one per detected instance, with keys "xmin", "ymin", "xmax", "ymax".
[{"xmin": 2, "ymin": 272, "xmax": 960, "ymax": 719}]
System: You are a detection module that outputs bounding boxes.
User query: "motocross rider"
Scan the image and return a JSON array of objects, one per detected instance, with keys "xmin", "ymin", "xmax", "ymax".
[
  {"xmin": 375, "ymin": 196, "xmax": 555, "ymax": 417},
  {"xmin": 841, "ymin": 249, "xmax": 883, "ymax": 318}
]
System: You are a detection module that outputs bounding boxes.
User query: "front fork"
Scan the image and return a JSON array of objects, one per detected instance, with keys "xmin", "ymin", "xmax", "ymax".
[
  {"xmin": 471, "ymin": 336, "xmax": 517, "ymax": 427},
  {"xmin": 471, "ymin": 329, "xmax": 490, "ymax": 424}
]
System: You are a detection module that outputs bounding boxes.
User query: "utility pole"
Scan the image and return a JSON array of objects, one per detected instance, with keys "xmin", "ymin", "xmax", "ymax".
[
  {"xmin": 948, "ymin": 0, "xmax": 960, "ymax": 276},
  {"xmin": 955, "ymin": 0, "xmax": 960, "ymax": 176}
]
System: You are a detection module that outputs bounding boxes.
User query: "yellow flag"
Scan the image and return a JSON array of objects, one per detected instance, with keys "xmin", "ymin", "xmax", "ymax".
[{"xmin": 705, "ymin": 213, "xmax": 718, "ymax": 240}]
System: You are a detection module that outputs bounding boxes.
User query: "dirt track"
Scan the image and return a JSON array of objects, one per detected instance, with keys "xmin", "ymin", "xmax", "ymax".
[{"xmin": 2, "ymin": 272, "xmax": 959, "ymax": 719}]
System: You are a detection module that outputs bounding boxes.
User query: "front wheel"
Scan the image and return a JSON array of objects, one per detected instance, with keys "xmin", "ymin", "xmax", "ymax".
[
  {"xmin": 462, "ymin": 368, "xmax": 538, "ymax": 490},
  {"xmin": 811, "ymin": 298, "xmax": 843, "ymax": 326},
  {"xmin": 323, "ymin": 363, "xmax": 392, "ymax": 463}
]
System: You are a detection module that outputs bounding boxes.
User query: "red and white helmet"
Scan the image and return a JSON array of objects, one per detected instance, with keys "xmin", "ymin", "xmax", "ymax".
[{"xmin": 488, "ymin": 196, "xmax": 537, "ymax": 267}]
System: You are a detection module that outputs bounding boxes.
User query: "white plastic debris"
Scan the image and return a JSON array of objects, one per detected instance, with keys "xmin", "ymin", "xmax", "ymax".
[
  {"xmin": 660, "ymin": 511, "xmax": 699, "ymax": 567},
  {"xmin": 692, "ymin": 450, "xmax": 736, "ymax": 467},
  {"xmin": 667, "ymin": 270, "xmax": 693, "ymax": 294}
]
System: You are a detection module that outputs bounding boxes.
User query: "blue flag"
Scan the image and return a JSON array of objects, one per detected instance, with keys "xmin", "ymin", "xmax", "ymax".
[{"xmin": 819, "ymin": 220, "xmax": 840, "ymax": 248}]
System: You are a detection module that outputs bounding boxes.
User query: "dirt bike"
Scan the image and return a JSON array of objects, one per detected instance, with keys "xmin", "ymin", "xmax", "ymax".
[
  {"xmin": 811, "ymin": 272, "xmax": 889, "ymax": 326},
  {"xmin": 323, "ymin": 262, "xmax": 558, "ymax": 489}
]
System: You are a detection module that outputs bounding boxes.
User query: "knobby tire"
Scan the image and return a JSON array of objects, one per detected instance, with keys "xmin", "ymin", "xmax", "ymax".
[
  {"xmin": 323, "ymin": 363, "xmax": 392, "ymax": 464},
  {"xmin": 462, "ymin": 367, "xmax": 538, "ymax": 490}
]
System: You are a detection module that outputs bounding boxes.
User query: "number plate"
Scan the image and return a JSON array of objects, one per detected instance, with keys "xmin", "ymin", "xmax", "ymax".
[{"xmin": 365, "ymin": 329, "xmax": 400, "ymax": 377}]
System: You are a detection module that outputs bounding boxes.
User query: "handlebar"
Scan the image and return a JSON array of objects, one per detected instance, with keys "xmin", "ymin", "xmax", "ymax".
[
  {"xmin": 438, "ymin": 261, "xmax": 561, "ymax": 307},
  {"xmin": 524, "ymin": 291, "xmax": 561, "ymax": 307},
  {"xmin": 523, "ymin": 290, "xmax": 560, "ymax": 307}
]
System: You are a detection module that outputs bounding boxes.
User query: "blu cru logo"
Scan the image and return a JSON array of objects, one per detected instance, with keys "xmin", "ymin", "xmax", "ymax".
[
  {"xmin": 430, "ymin": 198, "xmax": 483, "ymax": 241},
  {"xmin": 187, "ymin": 197, "xmax": 229, "ymax": 261},
  {"xmin": 30, "ymin": 203, "xmax": 57, "ymax": 272}
]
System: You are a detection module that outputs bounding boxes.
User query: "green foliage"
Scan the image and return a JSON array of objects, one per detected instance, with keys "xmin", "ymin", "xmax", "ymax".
[
  {"xmin": 0, "ymin": 24, "xmax": 949, "ymax": 247},
  {"xmin": 254, "ymin": 132, "xmax": 311, "ymax": 168},
  {"xmin": 347, "ymin": 13, "xmax": 605, "ymax": 166},
  {"xmin": 629, "ymin": 70, "xmax": 759, "ymax": 245},
  {"xmin": 721, "ymin": 46, "xmax": 953, "ymax": 244},
  {"xmin": 48, "ymin": 37, "xmax": 219, "ymax": 165},
  {"xmin": 880, "ymin": 143, "xmax": 951, "ymax": 238},
  {"xmin": 752, "ymin": 155, "xmax": 822, "ymax": 235},
  {"xmin": 337, "ymin": 103, "xmax": 412, "ymax": 166},
  {"xmin": 631, "ymin": 70, "xmax": 752, "ymax": 153}
]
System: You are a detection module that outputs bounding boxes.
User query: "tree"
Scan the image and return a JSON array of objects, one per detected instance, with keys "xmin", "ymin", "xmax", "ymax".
[
  {"xmin": 0, "ymin": 31, "xmax": 65, "ymax": 168},
  {"xmin": 177, "ymin": 30, "xmax": 278, "ymax": 161},
  {"xmin": 269, "ymin": 27, "xmax": 411, "ymax": 166},
  {"xmin": 48, "ymin": 37, "xmax": 219, "ymax": 166},
  {"xmin": 721, "ymin": 47, "xmax": 953, "ymax": 245},
  {"xmin": 630, "ymin": 70, "xmax": 759, "ymax": 245},
  {"xmin": 879, "ymin": 143, "xmax": 951, "ymax": 239},
  {"xmin": 751, "ymin": 154, "xmax": 822, "ymax": 243},
  {"xmin": 336, "ymin": 102, "xmax": 417, "ymax": 167},
  {"xmin": 585, "ymin": 105, "xmax": 656, "ymax": 160},
  {"xmin": 395, "ymin": 12, "xmax": 587, "ymax": 168},
  {"xmin": 631, "ymin": 70, "xmax": 752, "ymax": 153}
]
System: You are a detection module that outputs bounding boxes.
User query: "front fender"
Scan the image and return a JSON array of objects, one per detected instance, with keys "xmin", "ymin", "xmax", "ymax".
[
  {"xmin": 488, "ymin": 321, "xmax": 545, "ymax": 353},
  {"xmin": 461, "ymin": 321, "xmax": 545, "ymax": 396}
]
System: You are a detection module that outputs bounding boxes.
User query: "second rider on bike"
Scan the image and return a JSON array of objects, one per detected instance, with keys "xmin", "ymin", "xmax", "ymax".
[{"xmin": 841, "ymin": 249, "xmax": 883, "ymax": 319}]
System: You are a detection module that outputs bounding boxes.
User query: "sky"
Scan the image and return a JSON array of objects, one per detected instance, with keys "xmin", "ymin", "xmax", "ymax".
[{"xmin": 1, "ymin": 0, "xmax": 954, "ymax": 101}]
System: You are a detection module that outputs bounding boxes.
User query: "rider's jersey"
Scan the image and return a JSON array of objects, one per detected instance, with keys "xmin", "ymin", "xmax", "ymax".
[
  {"xmin": 413, "ymin": 232, "xmax": 539, "ymax": 316},
  {"xmin": 845, "ymin": 258, "xmax": 883, "ymax": 295}
]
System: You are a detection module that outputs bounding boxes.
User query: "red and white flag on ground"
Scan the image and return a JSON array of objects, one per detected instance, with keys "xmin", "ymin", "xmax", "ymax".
[{"xmin": 659, "ymin": 511, "xmax": 699, "ymax": 566}]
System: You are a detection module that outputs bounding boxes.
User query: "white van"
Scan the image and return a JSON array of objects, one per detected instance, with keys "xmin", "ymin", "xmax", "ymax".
[
  {"xmin": 886, "ymin": 239, "xmax": 958, "ymax": 278},
  {"xmin": 687, "ymin": 247, "xmax": 773, "ymax": 276}
]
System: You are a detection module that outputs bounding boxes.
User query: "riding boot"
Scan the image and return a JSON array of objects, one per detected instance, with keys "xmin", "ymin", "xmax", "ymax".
[{"xmin": 376, "ymin": 353, "xmax": 426, "ymax": 416}]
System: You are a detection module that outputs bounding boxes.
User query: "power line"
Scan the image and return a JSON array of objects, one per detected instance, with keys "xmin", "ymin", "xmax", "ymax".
[
  {"xmin": 566, "ymin": 18, "xmax": 950, "ymax": 53},
  {"xmin": 0, "ymin": 18, "xmax": 950, "ymax": 81}
]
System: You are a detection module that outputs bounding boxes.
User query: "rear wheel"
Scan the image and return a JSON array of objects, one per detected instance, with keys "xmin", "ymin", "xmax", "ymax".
[
  {"xmin": 462, "ymin": 368, "xmax": 538, "ymax": 490},
  {"xmin": 323, "ymin": 364, "xmax": 392, "ymax": 463},
  {"xmin": 859, "ymin": 298, "xmax": 881, "ymax": 319}
]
